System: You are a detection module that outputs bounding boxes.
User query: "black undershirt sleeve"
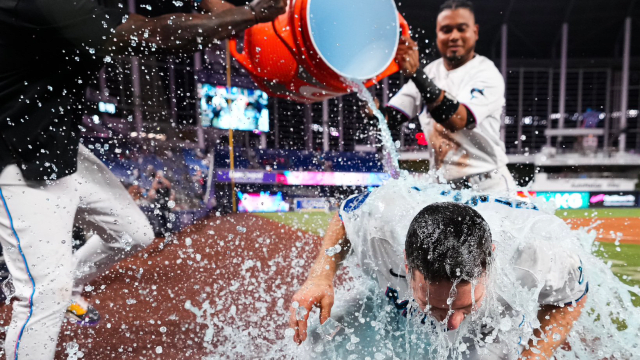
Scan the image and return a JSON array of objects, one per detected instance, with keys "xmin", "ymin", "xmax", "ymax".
[
  {"xmin": 383, "ymin": 106, "xmax": 410, "ymax": 140},
  {"xmin": 384, "ymin": 107, "xmax": 408, "ymax": 129}
]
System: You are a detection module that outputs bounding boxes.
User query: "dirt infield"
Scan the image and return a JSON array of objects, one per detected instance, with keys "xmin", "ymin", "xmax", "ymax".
[
  {"xmin": 564, "ymin": 217, "xmax": 640, "ymax": 245},
  {"xmin": 0, "ymin": 214, "xmax": 322, "ymax": 359}
]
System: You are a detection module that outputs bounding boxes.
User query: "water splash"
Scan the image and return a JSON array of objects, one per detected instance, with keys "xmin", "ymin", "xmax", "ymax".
[
  {"xmin": 350, "ymin": 81, "xmax": 403, "ymax": 179},
  {"xmin": 324, "ymin": 244, "xmax": 342, "ymax": 257},
  {"xmin": 2, "ymin": 274, "xmax": 14, "ymax": 304},
  {"xmin": 65, "ymin": 341, "xmax": 84, "ymax": 360},
  {"xmin": 293, "ymin": 179, "xmax": 640, "ymax": 360},
  {"xmin": 185, "ymin": 300, "xmax": 216, "ymax": 346}
]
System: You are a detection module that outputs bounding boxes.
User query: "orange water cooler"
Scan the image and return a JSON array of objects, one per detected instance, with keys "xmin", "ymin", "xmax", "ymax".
[{"xmin": 230, "ymin": 0, "xmax": 410, "ymax": 104}]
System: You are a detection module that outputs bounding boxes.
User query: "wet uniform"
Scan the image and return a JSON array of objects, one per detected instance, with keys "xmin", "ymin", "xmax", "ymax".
[
  {"xmin": 330, "ymin": 181, "xmax": 588, "ymax": 359},
  {"xmin": 388, "ymin": 56, "xmax": 515, "ymax": 192},
  {"xmin": 0, "ymin": 1, "xmax": 169, "ymax": 359}
]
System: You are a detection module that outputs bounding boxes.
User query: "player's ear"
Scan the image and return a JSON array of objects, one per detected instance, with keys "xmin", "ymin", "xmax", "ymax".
[
  {"xmin": 491, "ymin": 243, "xmax": 496, "ymax": 252},
  {"xmin": 474, "ymin": 24, "xmax": 479, "ymax": 41},
  {"xmin": 404, "ymin": 251, "xmax": 409, "ymax": 274}
]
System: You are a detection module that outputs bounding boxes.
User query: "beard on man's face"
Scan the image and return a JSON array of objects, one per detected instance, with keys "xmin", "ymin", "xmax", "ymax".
[
  {"xmin": 445, "ymin": 53, "xmax": 464, "ymax": 64},
  {"xmin": 443, "ymin": 45, "xmax": 475, "ymax": 66}
]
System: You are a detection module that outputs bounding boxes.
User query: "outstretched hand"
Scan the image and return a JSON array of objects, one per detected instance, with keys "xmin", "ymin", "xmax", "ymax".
[
  {"xmin": 396, "ymin": 36, "xmax": 420, "ymax": 77},
  {"xmin": 288, "ymin": 279, "xmax": 335, "ymax": 345},
  {"xmin": 249, "ymin": 0, "xmax": 287, "ymax": 23}
]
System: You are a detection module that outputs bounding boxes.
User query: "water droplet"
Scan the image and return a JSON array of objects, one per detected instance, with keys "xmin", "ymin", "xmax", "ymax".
[
  {"xmin": 325, "ymin": 244, "xmax": 342, "ymax": 256},
  {"xmin": 295, "ymin": 306, "xmax": 308, "ymax": 321},
  {"xmin": 120, "ymin": 232, "xmax": 133, "ymax": 251},
  {"xmin": 2, "ymin": 275, "xmax": 15, "ymax": 302}
]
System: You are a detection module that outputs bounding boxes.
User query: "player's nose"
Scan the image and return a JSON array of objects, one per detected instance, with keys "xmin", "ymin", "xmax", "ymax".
[{"xmin": 447, "ymin": 311, "xmax": 465, "ymax": 330}]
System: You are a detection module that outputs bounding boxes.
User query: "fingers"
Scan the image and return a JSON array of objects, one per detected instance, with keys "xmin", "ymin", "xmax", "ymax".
[
  {"xmin": 400, "ymin": 36, "xmax": 418, "ymax": 48},
  {"xmin": 251, "ymin": 0, "xmax": 287, "ymax": 22},
  {"xmin": 288, "ymin": 307, "xmax": 301, "ymax": 344},
  {"xmin": 395, "ymin": 38, "xmax": 420, "ymax": 76},
  {"xmin": 289, "ymin": 298, "xmax": 312, "ymax": 345},
  {"xmin": 396, "ymin": 55, "xmax": 418, "ymax": 76},
  {"xmin": 295, "ymin": 302, "xmax": 312, "ymax": 343},
  {"xmin": 319, "ymin": 295, "xmax": 334, "ymax": 325},
  {"xmin": 288, "ymin": 282, "xmax": 333, "ymax": 345},
  {"xmin": 398, "ymin": 36, "xmax": 418, "ymax": 55}
]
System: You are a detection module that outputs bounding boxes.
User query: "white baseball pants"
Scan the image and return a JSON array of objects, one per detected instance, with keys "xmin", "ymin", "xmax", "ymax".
[{"xmin": 0, "ymin": 145, "xmax": 154, "ymax": 360}]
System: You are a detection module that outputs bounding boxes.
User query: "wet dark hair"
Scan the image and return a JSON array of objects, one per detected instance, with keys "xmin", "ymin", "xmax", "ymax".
[
  {"xmin": 405, "ymin": 202, "xmax": 492, "ymax": 284},
  {"xmin": 439, "ymin": 0, "xmax": 475, "ymax": 15}
]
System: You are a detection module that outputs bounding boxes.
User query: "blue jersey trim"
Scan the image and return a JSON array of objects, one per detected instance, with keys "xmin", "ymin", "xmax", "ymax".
[
  {"xmin": 441, "ymin": 191, "xmax": 539, "ymax": 211},
  {"xmin": 578, "ymin": 260, "xmax": 585, "ymax": 285},
  {"xmin": 0, "ymin": 188, "xmax": 36, "ymax": 360},
  {"xmin": 342, "ymin": 191, "xmax": 371, "ymax": 214},
  {"xmin": 565, "ymin": 282, "xmax": 589, "ymax": 306},
  {"xmin": 386, "ymin": 104, "xmax": 412, "ymax": 120}
]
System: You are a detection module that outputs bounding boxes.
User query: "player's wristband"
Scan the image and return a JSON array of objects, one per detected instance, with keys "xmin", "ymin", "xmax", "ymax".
[
  {"xmin": 411, "ymin": 68, "xmax": 442, "ymax": 104},
  {"xmin": 464, "ymin": 106, "xmax": 477, "ymax": 129},
  {"xmin": 429, "ymin": 94, "xmax": 460, "ymax": 125}
]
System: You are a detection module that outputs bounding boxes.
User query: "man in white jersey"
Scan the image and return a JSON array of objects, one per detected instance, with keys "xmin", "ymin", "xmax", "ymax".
[
  {"xmin": 288, "ymin": 181, "xmax": 588, "ymax": 359},
  {"xmin": 387, "ymin": 0, "xmax": 515, "ymax": 192}
]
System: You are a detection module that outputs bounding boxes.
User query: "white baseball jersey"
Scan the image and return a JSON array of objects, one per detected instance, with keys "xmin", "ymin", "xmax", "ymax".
[
  {"xmin": 388, "ymin": 55, "xmax": 509, "ymax": 180},
  {"xmin": 338, "ymin": 180, "xmax": 588, "ymax": 320}
]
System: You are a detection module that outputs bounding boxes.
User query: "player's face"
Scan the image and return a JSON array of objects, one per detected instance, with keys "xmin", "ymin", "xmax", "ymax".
[
  {"xmin": 410, "ymin": 270, "xmax": 486, "ymax": 331},
  {"xmin": 436, "ymin": 8, "xmax": 479, "ymax": 68}
]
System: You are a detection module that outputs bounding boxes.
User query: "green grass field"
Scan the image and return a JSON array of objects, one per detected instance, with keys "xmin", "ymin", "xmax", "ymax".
[
  {"xmin": 258, "ymin": 212, "xmax": 334, "ymax": 236},
  {"xmin": 259, "ymin": 210, "xmax": 640, "ymax": 306}
]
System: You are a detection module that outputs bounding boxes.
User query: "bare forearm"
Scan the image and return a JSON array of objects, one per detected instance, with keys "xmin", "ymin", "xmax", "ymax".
[
  {"xmin": 306, "ymin": 213, "xmax": 350, "ymax": 283},
  {"xmin": 199, "ymin": 0, "xmax": 236, "ymax": 14},
  {"xmin": 107, "ymin": 8, "xmax": 256, "ymax": 56},
  {"xmin": 522, "ymin": 298, "xmax": 586, "ymax": 359}
]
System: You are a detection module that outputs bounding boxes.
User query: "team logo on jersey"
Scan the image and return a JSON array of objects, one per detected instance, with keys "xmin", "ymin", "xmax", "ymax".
[
  {"xmin": 342, "ymin": 191, "xmax": 371, "ymax": 214},
  {"xmin": 470, "ymin": 88, "xmax": 485, "ymax": 99}
]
